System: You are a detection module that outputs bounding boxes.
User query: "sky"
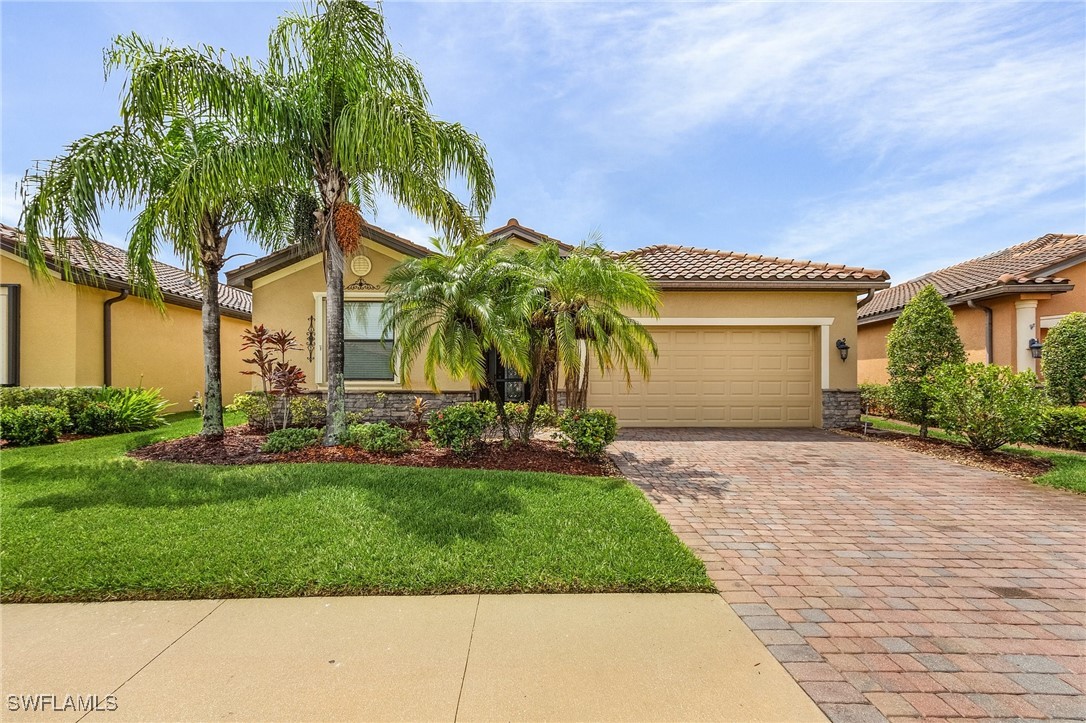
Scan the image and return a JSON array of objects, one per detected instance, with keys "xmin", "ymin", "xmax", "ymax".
[{"xmin": 2, "ymin": 1, "xmax": 1084, "ymax": 284}]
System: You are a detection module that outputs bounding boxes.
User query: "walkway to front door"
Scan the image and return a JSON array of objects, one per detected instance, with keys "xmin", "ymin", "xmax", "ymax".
[{"xmin": 611, "ymin": 428, "xmax": 1086, "ymax": 723}]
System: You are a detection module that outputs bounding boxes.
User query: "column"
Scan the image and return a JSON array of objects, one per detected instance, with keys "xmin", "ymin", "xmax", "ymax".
[{"xmin": 1015, "ymin": 299, "xmax": 1039, "ymax": 373}]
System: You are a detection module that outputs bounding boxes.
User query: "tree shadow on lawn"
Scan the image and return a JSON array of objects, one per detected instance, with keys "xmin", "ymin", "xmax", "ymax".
[{"xmin": 8, "ymin": 459, "xmax": 572, "ymax": 547}]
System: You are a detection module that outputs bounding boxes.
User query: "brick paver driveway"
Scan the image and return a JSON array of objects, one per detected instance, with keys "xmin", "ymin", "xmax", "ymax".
[{"xmin": 611, "ymin": 429, "xmax": 1085, "ymax": 723}]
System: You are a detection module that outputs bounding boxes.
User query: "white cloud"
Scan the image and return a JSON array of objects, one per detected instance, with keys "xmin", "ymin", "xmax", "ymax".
[{"xmin": 0, "ymin": 173, "xmax": 22, "ymax": 226}]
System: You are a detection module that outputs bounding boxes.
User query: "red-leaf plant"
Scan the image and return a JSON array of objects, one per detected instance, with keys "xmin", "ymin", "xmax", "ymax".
[{"xmin": 241, "ymin": 325, "xmax": 309, "ymax": 430}]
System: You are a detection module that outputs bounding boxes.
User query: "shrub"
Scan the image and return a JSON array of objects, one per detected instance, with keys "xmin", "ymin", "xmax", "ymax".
[
  {"xmin": 346, "ymin": 422, "xmax": 412, "ymax": 454},
  {"xmin": 506, "ymin": 402, "xmax": 558, "ymax": 433},
  {"xmin": 558, "ymin": 408, "xmax": 618, "ymax": 457},
  {"xmin": 927, "ymin": 363, "xmax": 1044, "ymax": 452},
  {"xmin": 0, "ymin": 405, "xmax": 70, "ymax": 446},
  {"xmin": 428, "ymin": 403, "xmax": 491, "ymax": 455},
  {"xmin": 1035, "ymin": 406, "xmax": 1086, "ymax": 451},
  {"xmin": 288, "ymin": 395, "xmax": 325, "ymax": 428},
  {"xmin": 261, "ymin": 426, "xmax": 322, "ymax": 453},
  {"xmin": 858, "ymin": 383, "xmax": 895, "ymax": 418},
  {"xmin": 0, "ymin": 387, "xmax": 97, "ymax": 431},
  {"xmin": 74, "ymin": 387, "xmax": 170, "ymax": 435},
  {"xmin": 1042, "ymin": 312, "xmax": 1086, "ymax": 406},
  {"xmin": 886, "ymin": 285, "xmax": 966, "ymax": 437},
  {"xmin": 233, "ymin": 392, "xmax": 275, "ymax": 431},
  {"xmin": 346, "ymin": 409, "xmax": 373, "ymax": 426}
]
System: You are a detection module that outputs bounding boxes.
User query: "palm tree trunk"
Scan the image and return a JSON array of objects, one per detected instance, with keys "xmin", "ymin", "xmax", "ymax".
[
  {"xmin": 200, "ymin": 267, "xmax": 225, "ymax": 439},
  {"xmin": 323, "ymin": 229, "xmax": 347, "ymax": 446}
]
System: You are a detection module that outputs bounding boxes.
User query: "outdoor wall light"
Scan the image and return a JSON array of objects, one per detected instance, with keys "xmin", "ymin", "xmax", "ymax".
[
  {"xmin": 1028, "ymin": 338, "xmax": 1043, "ymax": 359},
  {"xmin": 836, "ymin": 338, "xmax": 850, "ymax": 361}
]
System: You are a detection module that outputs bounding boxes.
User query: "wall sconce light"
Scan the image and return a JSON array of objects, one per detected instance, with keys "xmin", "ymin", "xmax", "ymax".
[
  {"xmin": 836, "ymin": 338, "xmax": 850, "ymax": 361},
  {"xmin": 1028, "ymin": 338, "xmax": 1043, "ymax": 359}
]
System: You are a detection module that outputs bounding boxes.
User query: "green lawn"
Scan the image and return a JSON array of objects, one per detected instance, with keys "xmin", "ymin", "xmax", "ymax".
[
  {"xmin": 0, "ymin": 413, "xmax": 712, "ymax": 602},
  {"xmin": 862, "ymin": 415, "xmax": 1086, "ymax": 494}
]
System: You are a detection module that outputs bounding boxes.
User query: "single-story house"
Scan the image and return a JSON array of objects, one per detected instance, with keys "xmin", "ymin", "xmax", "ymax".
[
  {"xmin": 857, "ymin": 234, "xmax": 1086, "ymax": 383},
  {"xmin": 226, "ymin": 219, "xmax": 889, "ymax": 428},
  {"xmin": 0, "ymin": 223, "xmax": 253, "ymax": 410}
]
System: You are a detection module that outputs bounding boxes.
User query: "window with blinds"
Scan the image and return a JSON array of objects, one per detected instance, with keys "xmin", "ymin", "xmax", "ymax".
[{"xmin": 344, "ymin": 301, "xmax": 393, "ymax": 381}]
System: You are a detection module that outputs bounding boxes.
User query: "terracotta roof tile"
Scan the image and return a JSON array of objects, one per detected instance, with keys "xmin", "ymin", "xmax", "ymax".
[
  {"xmin": 0, "ymin": 223, "xmax": 252, "ymax": 315},
  {"xmin": 859, "ymin": 233, "xmax": 1085, "ymax": 320},
  {"xmin": 621, "ymin": 244, "xmax": 890, "ymax": 284}
]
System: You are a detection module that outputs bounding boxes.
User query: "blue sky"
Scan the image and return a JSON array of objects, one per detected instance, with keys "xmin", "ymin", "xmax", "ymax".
[{"xmin": 2, "ymin": 1, "xmax": 1084, "ymax": 283}]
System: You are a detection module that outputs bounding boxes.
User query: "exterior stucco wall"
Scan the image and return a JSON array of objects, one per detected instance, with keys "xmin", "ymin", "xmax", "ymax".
[{"xmin": 0, "ymin": 250, "xmax": 250, "ymax": 410}]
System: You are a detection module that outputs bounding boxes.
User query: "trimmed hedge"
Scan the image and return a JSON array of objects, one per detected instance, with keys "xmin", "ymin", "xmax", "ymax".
[
  {"xmin": 428, "ymin": 403, "xmax": 490, "ymax": 456},
  {"xmin": 346, "ymin": 422, "xmax": 412, "ymax": 455},
  {"xmin": 1036, "ymin": 407, "xmax": 1086, "ymax": 451},
  {"xmin": 261, "ymin": 427, "xmax": 322, "ymax": 453},
  {"xmin": 0, "ymin": 387, "xmax": 97, "ymax": 431},
  {"xmin": 558, "ymin": 409, "xmax": 618, "ymax": 457},
  {"xmin": 0, "ymin": 405, "xmax": 71, "ymax": 446}
]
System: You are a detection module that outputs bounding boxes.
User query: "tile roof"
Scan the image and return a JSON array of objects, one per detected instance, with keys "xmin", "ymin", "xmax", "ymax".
[
  {"xmin": 859, "ymin": 233, "xmax": 1086, "ymax": 321},
  {"xmin": 0, "ymin": 223, "xmax": 252, "ymax": 316},
  {"xmin": 487, "ymin": 218, "xmax": 574, "ymax": 251},
  {"xmin": 621, "ymin": 244, "xmax": 890, "ymax": 285}
]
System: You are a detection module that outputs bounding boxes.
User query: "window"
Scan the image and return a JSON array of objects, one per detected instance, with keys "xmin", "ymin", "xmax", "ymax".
[
  {"xmin": 0, "ymin": 285, "xmax": 19, "ymax": 386},
  {"xmin": 344, "ymin": 300, "xmax": 393, "ymax": 381}
]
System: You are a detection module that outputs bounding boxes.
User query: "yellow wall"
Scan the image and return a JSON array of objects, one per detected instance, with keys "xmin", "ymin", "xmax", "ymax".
[
  {"xmin": 857, "ymin": 262, "xmax": 1085, "ymax": 383},
  {"xmin": 0, "ymin": 250, "xmax": 250, "ymax": 410}
]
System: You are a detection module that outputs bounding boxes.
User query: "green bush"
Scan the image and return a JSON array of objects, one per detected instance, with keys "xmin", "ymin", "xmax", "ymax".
[
  {"xmin": 428, "ymin": 403, "xmax": 490, "ymax": 455},
  {"xmin": 858, "ymin": 383, "xmax": 895, "ymax": 417},
  {"xmin": 1042, "ymin": 312, "xmax": 1086, "ymax": 406},
  {"xmin": 261, "ymin": 426, "xmax": 322, "ymax": 453},
  {"xmin": 886, "ymin": 285, "xmax": 966, "ymax": 436},
  {"xmin": 0, "ymin": 405, "xmax": 71, "ymax": 446},
  {"xmin": 0, "ymin": 387, "xmax": 98, "ymax": 431},
  {"xmin": 288, "ymin": 395, "xmax": 325, "ymax": 428},
  {"xmin": 1035, "ymin": 406, "xmax": 1086, "ymax": 451},
  {"xmin": 558, "ymin": 408, "xmax": 618, "ymax": 457},
  {"xmin": 233, "ymin": 392, "xmax": 275, "ymax": 431},
  {"xmin": 927, "ymin": 363, "xmax": 1044, "ymax": 452},
  {"xmin": 74, "ymin": 387, "xmax": 170, "ymax": 435},
  {"xmin": 345, "ymin": 409, "xmax": 373, "ymax": 426},
  {"xmin": 346, "ymin": 422, "xmax": 412, "ymax": 455}
]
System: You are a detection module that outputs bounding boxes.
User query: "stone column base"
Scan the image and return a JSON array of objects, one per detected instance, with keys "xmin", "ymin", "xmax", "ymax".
[{"xmin": 821, "ymin": 389, "xmax": 861, "ymax": 429}]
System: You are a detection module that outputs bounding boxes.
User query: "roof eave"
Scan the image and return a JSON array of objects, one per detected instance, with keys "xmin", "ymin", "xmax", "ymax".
[
  {"xmin": 652, "ymin": 279, "xmax": 891, "ymax": 291},
  {"xmin": 858, "ymin": 281, "xmax": 1075, "ymax": 326}
]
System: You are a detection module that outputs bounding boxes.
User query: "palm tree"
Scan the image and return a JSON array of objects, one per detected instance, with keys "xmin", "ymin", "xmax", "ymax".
[
  {"xmin": 20, "ymin": 109, "xmax": 293, "ymax": 439},
  {"xmin": 515, "ymin": 241, "xmax": 660, "ymax": 440},
  {"xmin": 381, "ymin": 237, "xmax": 528, "ymax": 440},
  {"xmin": 112, "ymin": 1, "xmax": 494, "ymax": 445}
]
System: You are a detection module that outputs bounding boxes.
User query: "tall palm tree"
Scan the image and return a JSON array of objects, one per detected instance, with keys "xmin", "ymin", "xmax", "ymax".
[
  {"xmin": 21, "ymin": 110, "xmax": 293, "ymax": 439},
  {"xmin": 381, "ymin": 237, "xmax": 529, "ymax": 440},
  {"xmin": 112, "ymin": 1, "xmax": 494, "ymax": 445},
  {"xmin": 515, "ymin": 241, "xmax": 660, "ymax": 440}
]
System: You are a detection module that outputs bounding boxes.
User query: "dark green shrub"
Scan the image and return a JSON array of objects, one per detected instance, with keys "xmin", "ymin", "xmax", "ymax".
[
  {"xmin": 927, "ymin": 363, "xmax": 1044, "ymax": 452},
  {"xmin": 0, "ymin": 387, "xmax": 97, "ymax": 431},
  {"xmin": 506, "ymin": 402, "xmax": 558, "ymax": 433},
  {"xmin": 346, "ymin": 422, "xmax": 412, "ymax": 454},
  {"xmin": 428, "ymin": 403, "xmax": 490, "ymax": 455},
  {"xmin": 261, "ymin": 427, "xmax": 322, "ymax": 453},
  {"xmin": 1042, "ymin": 312, "xmax": 1086, "ymax": 406},
  {"xmin": 74, "ymin": 387, "xmax": 170, "ymax": 434},
  {"xmin": 558, "ymin": 408, "xmax": 618, "ymax": 457},
  {"xmin": 289, "ymin": 395, "xmax": 326, "ymax": 428},
  {"xmin": 233, "ymin": 392, "xmax": 275, "ymax": 431},
  {"xmin": 1035, "ymin": 406, "xmax": 1086, "ymax": 451},
  {"xmin": 886, "ymin": 285, "xmax": 966, "ymax": 437},
  {"xmin": 0, "ymin": 405, "xmax": 70, "ymax": 446},
  {"xmin": 858, "ymin": 383, "xmax": 895, "ymax": 417}
]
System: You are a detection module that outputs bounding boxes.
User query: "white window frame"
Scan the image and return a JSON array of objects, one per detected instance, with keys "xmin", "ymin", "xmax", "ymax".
[{"xmin": 312, "ymin": 291, "xmax": 401, "ymax": 388}]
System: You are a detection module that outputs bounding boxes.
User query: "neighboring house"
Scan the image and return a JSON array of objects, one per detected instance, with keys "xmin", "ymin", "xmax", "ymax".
[
  {"xmin": 226, "ymin": 218, "xmax": 889, "ymax": 428},
  {"xmin": 0, "ymin": 223, "xmax": 252, "ymax": 410},
  {"xmin": 857, "ymin": 234, "xmax": 1086, "ymax": 384}
]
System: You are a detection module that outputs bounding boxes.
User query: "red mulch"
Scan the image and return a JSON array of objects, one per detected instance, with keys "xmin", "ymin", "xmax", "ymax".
[
  {"xmin": 838, "ymin": 427, "xmax": 1052, "ymax": 479},
  {"xmin": 128, "ymin": 426, "xmax": 616, "ymax": 477}
]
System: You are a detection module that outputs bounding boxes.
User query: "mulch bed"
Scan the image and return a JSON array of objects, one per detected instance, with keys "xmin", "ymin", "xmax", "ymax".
[
  {"xmin": 128, "ymin": 426, "xmax": 616, "ymax": 477},
  {"xmin": 838, "ymin": 426, "xmax": 1052, "ymax": 480}
]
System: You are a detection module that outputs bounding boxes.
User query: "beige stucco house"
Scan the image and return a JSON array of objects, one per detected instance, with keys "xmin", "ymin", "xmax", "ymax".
[
  {"xmin": 0, "ymin": 224, "xmax": 253, "ymax": 410},
  {"xmin": 857, "ymin": 234, "xmax": 1086, "ymax": 383},
  {"xmin": 226, "ymin": 219, "xmax": 889, "ymax": 428}
]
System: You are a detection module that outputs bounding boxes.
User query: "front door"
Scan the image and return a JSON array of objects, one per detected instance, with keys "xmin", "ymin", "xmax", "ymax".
[{"xmin": 483, "ymin": 350, "xmax": 529, "ymax": 403}]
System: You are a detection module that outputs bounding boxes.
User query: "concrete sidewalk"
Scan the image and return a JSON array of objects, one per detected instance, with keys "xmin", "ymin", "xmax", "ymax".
[{"xmin": 1, "ymin": 593, "xmax": 824, "ymax": 722}]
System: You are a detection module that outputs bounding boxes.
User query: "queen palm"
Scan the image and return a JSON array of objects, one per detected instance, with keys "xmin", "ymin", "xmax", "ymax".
[
  {"xmin": 113, "ymin": 1, "xmax": 494, "ymax": 445},
  {"xmin": 515, "ymin": 241, "xmax": 659, "ymax": 440},
  {"xmin": 381, "ymin": 237, "xmax": 529, "ymax": 440},
  {"xmin": 21, "ymin": 110, "xmax": 293, "ymax": 439}
]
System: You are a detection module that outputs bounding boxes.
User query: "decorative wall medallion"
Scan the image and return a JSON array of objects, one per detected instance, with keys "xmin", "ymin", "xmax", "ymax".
[{"xmin": 350, "ymin": 254, "xmax": 372, "ymax": 277}]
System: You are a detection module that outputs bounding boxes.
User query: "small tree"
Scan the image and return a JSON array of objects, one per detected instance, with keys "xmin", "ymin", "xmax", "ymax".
[
  {"xmin": 928, "ymin": 363, "xmax": 1044, "ymax": 451},
  {"xmin": 1042, "ymin": 311, "xmax": 1086, "ymax": 406},
  {"xmin": 886, "ymin": 284, "xmax": 966, "ymax": 437},
  {"xmin": 240, "ymin": 326, "xmax": 307, "ymax": 430}
]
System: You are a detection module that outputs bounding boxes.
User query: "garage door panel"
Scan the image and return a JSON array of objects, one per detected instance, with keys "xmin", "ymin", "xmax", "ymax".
[{"xmin": 588, "ymin": 325, "xmax": 818, "ymax": 428}]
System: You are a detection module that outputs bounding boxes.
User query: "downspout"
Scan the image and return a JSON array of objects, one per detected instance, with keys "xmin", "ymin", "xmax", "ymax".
[
  {"xmin": 967, "ymin": 299, "xmax": 993, "ymax": 364},
  {"xmin": 103, "ymin": 289, "xmax": 129, "ymax": 386},
  {"xmin": 856, "ymin": 289, "xmax": 876, "ymax": 309}
]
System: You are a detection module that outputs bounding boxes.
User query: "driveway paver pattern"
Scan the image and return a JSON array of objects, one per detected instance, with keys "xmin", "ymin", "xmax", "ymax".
[{"xmin": 611, "ymin": 428, "xmax": 1086, "ymax": 723}]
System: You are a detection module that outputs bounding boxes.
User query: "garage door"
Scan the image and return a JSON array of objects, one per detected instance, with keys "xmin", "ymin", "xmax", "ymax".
[{"xmin": 588, "ymin": 326, "xmax": 819, "ymax": 427}]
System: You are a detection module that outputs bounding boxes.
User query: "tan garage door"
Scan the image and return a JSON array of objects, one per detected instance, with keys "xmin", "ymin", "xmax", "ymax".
[{"xmin": 588, "ymin": 326, "xmax": 819, "ymax": 427}]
